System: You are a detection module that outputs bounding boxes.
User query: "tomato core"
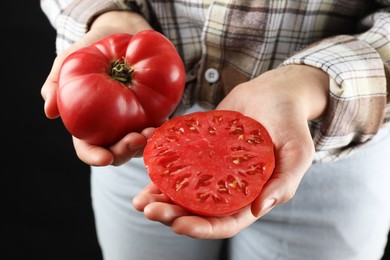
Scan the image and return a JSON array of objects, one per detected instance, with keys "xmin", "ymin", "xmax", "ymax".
[{"xmin": 109, "ymin": 59, "xmax": 134, "ymax": 85}]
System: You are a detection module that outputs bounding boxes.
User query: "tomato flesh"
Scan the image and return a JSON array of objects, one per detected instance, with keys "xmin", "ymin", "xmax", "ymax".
[{"xmin": 143, "ymin": 110, "xmax": 275, "ymax": 217}]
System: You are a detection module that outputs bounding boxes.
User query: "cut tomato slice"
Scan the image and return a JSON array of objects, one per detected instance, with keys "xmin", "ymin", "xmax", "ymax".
[{"xmin": 143, "ymin": 110, "xmax": 275, "ymax": 217}]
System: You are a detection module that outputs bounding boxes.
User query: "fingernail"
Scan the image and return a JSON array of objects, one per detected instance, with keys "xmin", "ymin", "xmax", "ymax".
[
  {"xmin": 263, "ymin": 198, "xmax": 276, "ymax": 210},
  {"xmin": 256, "ymin": 199, "xmax": 276, "ymax": 217}
]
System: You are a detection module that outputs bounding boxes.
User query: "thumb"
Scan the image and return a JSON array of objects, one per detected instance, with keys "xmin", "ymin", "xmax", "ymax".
[{"xmin": 251, "ymin": 127, "xmax": 314, "ymax": 217}]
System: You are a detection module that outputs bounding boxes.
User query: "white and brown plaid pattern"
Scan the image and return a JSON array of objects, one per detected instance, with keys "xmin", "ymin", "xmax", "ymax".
[{"xmin": 41, "ymin": 0, "xmax": 390, "ymax": 162}]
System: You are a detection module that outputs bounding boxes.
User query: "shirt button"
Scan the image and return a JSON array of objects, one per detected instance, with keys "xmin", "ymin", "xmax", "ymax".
[{"xmin": 204, "ymin": 68, "xmax": 219, "ymax": 83}]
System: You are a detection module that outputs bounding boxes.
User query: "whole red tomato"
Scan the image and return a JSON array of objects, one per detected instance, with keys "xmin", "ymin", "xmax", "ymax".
[
  {"xmin": 57, "ymin": 30, "xmax": 185, "ymax": 146},
  {"xmin": 143, "ymin": 110, "xmax": 275, "ymax": 217}
]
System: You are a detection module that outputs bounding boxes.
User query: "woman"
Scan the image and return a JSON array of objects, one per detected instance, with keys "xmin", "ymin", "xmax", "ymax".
[{"xmin": 41, "ymin": 1, "xmax": 390, "ymax": 259}]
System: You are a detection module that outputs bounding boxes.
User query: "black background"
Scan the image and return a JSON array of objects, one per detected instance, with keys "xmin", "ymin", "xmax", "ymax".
[
  {"xmin": 2, "ymin": 1, "xmax": 389, "ymax": 260},
  {"xmin": 3, "ymin": 1, "xmax": 102, "ymax": 259}
]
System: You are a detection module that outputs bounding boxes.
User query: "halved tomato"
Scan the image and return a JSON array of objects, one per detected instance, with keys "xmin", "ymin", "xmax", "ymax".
[{"xmin": 143, "ymin": 110, "xmax": 275, "ymax": 217}]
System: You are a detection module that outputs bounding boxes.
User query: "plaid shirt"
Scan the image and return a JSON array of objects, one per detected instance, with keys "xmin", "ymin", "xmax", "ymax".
[{"xmin": 41, "ymin": 0, "xmax": 390, "ymax": 163}]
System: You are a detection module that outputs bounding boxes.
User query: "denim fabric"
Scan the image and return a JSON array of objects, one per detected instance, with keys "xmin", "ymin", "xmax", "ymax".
[{"xmin": 91, "ymin": 119, "xmax": 390, "ymax": 260}]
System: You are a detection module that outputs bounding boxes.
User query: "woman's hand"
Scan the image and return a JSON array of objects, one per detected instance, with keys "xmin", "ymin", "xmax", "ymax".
[
  {"xmin": 133, "ymin": 64, "xmax": 329, "ymax": 239},
  {"xmin": 41, "ymin": 11, "xmax": 153, "ymax": 166},
  {"xmin": 72, "ymin": 127, "xmax": 156, "ymax": 166}
]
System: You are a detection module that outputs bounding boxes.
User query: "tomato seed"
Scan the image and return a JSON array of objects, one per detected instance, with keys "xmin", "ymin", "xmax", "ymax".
[
  {"xmin": 246, "ymin": 163, "xmax": 266, "ymax": 175},
  {"xmin": 156, "ymin": 149, "xmax": 177, "ymax": 157},
  {"xmin": 168, "ymin": 126, "xmax": 184, "ymax": 134},
  {"xmin": 231, "ymin": 154, "xmax": 254, "ymax": 164},
  {"xmin": 217, "ymin": 181, "xmax": 231, "ymax": 194},
  {"xmin": 230, "ymin": 146, "xmax": 248, "ymax": 152},
  {"xmin": 165, "ymin": 135, "xmax": 180, "ymax": 142},
  {"xmin": 208, "ymin": 126, "xmax": 217, "ymax": 135},
  {"xmin": 227, "ymin": 175, "xmax": 249, "ymax": 195},
  {"xmin": 195, "ymin": 174, "xmax": 213, "ymax": 189},
  {"xmin": 184, "ymin": 118, "xmax": 200, "ymax": 133},
  {"xmin": 212, "ymin": 115, "xmax": 223, "ymax": 124},
  {"xmin": 212, "ymin": 194, "xmax": 228, "ymax": 204},
  {"xmin": 196, "ymin": 193, "xmax": 210, "ymax": 203},
  {"xmin": 174, "ymin": 174, "xmax": 191, "ymax": 191},
  {"xmin": 158, "ymin": 154, "xmax": 180, "ymax": 168},
  {"xmin": 163, "ymin": 165, "xmax": 187, "ymax": 176}
]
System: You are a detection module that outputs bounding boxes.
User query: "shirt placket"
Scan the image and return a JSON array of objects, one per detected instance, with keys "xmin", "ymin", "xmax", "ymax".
[{"xmin": 196, "ymin": 1, "xmax": 229, "ymax": 108}]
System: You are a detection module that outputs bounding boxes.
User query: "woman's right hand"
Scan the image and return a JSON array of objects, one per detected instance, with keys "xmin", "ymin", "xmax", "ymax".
[{"xmin": 41, "ymin": 11, "xmax": 153, "ymax": 166}]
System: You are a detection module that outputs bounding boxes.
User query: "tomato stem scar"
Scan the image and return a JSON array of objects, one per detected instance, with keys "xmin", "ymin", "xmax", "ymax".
[{"xmin": 109, "ymin": 58, "xmax": 134, "ymax": 85}]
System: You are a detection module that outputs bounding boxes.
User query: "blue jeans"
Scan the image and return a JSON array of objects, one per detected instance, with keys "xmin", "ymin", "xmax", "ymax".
[{"xmin": 91, "ymin": 126, "xmax": 390, "ymax": 260}]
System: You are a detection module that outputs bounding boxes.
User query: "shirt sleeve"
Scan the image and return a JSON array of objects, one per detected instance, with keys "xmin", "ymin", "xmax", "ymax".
[
  {"xmin": 40, "ymin": 0, "xmax": 150, "ymax": 54},
  {"xmin": 282, "ymin": 5, "xmax": 390, "ymax": 163}
]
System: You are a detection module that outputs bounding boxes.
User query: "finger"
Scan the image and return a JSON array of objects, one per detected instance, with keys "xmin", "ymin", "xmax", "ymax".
[
  {"xmin": 109, "ymin": 132, "xmax": 147, "ymax": 165},
  {"xmin": 172, "ymin": 206, "xmax": 257, "ymax": 239},
  {"xmin": 141, "ymin": 127, "xmax": 157, "ymax": 139},
  {"xmin": 41, "ymin": 56, "xmax": 62, "ymax": 100},
  {"xmin": 132, "ymin": 183, "xmax": 168, "ymax": 212},
  {"xmin": 132, "ymin": 193, "xmax": 171, "ymax": 212},
  {"xmin": 132, "ymin": 182, "xmax": 171, "ymax": 212},
  {"xmin": 143, "ymin": 202, "xmax": 191, "ymax": 226},
  {"xmin": 41, "ymin": 33, "xmax": 107, "ymax": 119},
  {"xmin": 137, "ymin": 182, "xmax": 162, "ymax": 196},
  {"xmin": 41, "ymin": 57, "xmax": 64, "ymax": 119},
  {"xmin": 72, "ymin": 137, "xmax": 114, "ymax": 166},
  {"xmin": 251, "ymin": 136, "xmax": 314, "ymax": 217},
  {"xmin": 133, "ymin": 183, "xmax": 168, "ymax": 212}
]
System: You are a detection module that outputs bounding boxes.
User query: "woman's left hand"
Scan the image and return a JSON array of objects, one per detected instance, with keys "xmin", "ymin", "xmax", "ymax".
[{"xmin": 133, "ymin": 65, "xmax": 329, "ymax": 239}]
